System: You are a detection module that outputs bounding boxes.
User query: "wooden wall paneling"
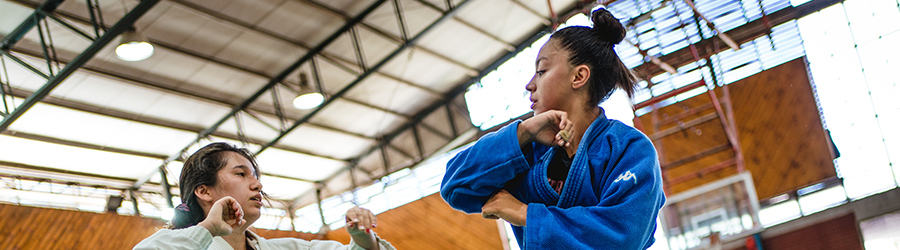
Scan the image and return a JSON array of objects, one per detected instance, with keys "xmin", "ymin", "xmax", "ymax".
[
  {"xmin": 729, "ymin": 213, "xmax": 863, "ymax": 250},
  {"xmin": 637, "ymin": 86, "xmax": 740, "ymax": 195},
  {"xmin": 251, "ymin": 227, "xmax": 321, "ymax": 241},
  {"xmin": 728, "ymin": 58, "xmax": 836, "ymax": 199},
  {"xmin": 1, "ymin": 199, "xmax": 499, "ymax": 249},
  {"xmin": 0, "ymin": 203, "xmax": 168, "ymax": 250},
  {"xmin": 325, "ymin": 194, "xmax": 503, "ymax": 250},
  {"xmin": 637, "ymin": 58, "xmax": 837, "ymax": 200}
]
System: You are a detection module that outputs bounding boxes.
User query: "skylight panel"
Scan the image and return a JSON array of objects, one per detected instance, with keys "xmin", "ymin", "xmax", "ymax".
[
  {"xmin": 0, "ymin": 135, "xmax": 161, "ymax": 179},
  {"xmin": 255, "ymin": 147, "xmax": 346, "ymax": 182}
]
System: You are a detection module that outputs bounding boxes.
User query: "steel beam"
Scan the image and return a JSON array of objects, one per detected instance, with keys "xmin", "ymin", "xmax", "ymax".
[
  {"xmin": 3, "ymin": 84, "xmax": 347, "ymax": 164},
  {"xmin": 1, "ymin": 56, "xmax": 9, "ymax": 115},
  {"xmin": 349, "ymin": 26, "xmax": 368, "ymax": 72},
  {"xmin": 159, "ymin": 168, "xmax": 173, "ymax": 208},
  {"xmin": 11, "ymin": 44, "xmax": 376, "ymax": 149},
  {"xmin": 133, "ymin": 0, "xmax": 390, "ymax": 189},
  {"xmin": 84, "ymin": 0, "xmax": 100, "ymax": 37},
  {"xmin": 0, "ymin": 50, "xmax": 49, "ymax": 79},
  {"xmin": 294, "ymin": 0, "xmax": 480, "ymax": 75},
  {"xmin": 1, "ymin": 130, "xmax": 168, "ymax": 159},
  {"xmin": 0, "ymin": 0, "xmax": 161, "ymax": 133},
  {"xmin": 413, "ymin": 0, "xmax": 517, "ymax": 51},
  {"xmin": 329, "ymin": 96, "xmax": 451, "ymax": 140},
  {"xmin": 411, "ymin": 125, "xmax": 425, "ymax": 160},
  {"xmin": 275, "ymin": 80, "xmax": 448, "ymax": 139},
  {"xmin": 8, "ymin": 0, "xmax": 444, "ymax": 118},
  {"xmin": 320, "ymin": 21, "xmax": 553, "ymax": 189},
  {"xmin": 315, "ymin": 0, "xmax": 604, "ymax": 193},
  {"xmin": 34, "ymin": 15, "xmax": 56, "ymax": 77},
  {"xmin": 39, "ymin": 10, "xmax": 95, "ymax": 42},
  {"xmin": 163, "ymin": 0, "xmax": 450, "ymax": 95},
  {"xmin": 254, "ymin": 0, "xmax": 475, "ymax": 159},
  {"xmin": 0, "ymin": 173, "xmax": 124, "ymax": 193},
  {"xmin": 392, "ymin": 0, "xmax": 410, "ymax": 42},
  {"xmin": 0, "ymin": 0, "xmax": 64, "ymax": 50},
  {"xmin": 445, "ymin": 103, "xmax": 459, "ymax": 137},
  {"xmin": 632, "ymin": 0, "xmax": 843, "ymax": 79},
  {"xmin": 3, "ymin": 90, "xmax": 318, "ymax": 186},
  {"xmin": 0, "ymin": 159, "xmax": 138, "ymax": 184},
  {"xmin": 265, "ymin": 172, "xmax": 315, "ymax": 184},
  {"xmin": 509, "ymin": 0, "xmax": 552, "ymax": 25},
  {"xmin": 129, "ymin": 189, "xmax": 140, "ymax": 215},
  {"xmin": 380, "ymin": 146, "xmax": 391, "ymax": 177}
]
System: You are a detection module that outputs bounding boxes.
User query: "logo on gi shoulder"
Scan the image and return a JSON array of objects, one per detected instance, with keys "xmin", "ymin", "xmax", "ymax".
[{"xmin": 614, "ymin": 170, "xmax": 637, "ymax": 184}]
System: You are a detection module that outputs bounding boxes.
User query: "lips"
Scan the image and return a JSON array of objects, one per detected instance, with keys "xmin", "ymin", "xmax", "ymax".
[{"xmin": 250, "ymin": 194, "xmax": 263, "ymax": 206}]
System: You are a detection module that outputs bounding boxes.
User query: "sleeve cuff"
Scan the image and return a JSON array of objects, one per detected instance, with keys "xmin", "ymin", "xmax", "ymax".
[
  {"xmin": 525, "ymin": 203, "xmax": 545, "ymax": 249},
  {"xmin": 348, "ymin": 233, "xmax": 397, "ymax": 250},
  {"xmin": 186, "ymin": 226, "xmax": 215, "ymax": 247}
]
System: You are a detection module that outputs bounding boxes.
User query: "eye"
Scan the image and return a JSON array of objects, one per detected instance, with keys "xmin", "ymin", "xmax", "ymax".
[
  {"xmin": 536, "ymin": 70, "xmax": 546, "ymax": 76},
  {"xmin": 236, "ymin": 172, "xmax": 246, "ymax": 177}
]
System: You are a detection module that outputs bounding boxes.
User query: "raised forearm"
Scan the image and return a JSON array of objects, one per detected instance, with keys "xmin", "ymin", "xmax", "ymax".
[{"xmin": 350, "ymin": 232, "xmax": 378, "ymax": 250}]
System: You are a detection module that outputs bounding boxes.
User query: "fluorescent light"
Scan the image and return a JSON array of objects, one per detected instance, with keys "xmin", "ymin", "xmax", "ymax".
[
  {"xmin": 292, "ymin": 92, "xmax": 324, "ymax": 109},
  {"xmin": 116, "ymin": 31, "xmax": 154, "ymax": 61},
  {"xmin": 759, "ymin": 199, "xmax": 801, "ymax": 227},
  {"xmin": 798, "ymin": 185, "xmax": 848, "ymax": 215}
]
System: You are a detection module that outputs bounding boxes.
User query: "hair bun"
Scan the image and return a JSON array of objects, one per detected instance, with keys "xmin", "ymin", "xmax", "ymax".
[{"xmin": 591, "ymin": 8, "xmax": 626, "ymax": 45}]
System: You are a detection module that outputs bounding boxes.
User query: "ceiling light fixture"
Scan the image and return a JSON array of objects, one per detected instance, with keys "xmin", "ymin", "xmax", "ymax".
[
  {"xmin": 293, "ymin": 72, "xmax": 324, "ymax": 110},
  {"xmin": 115, "ymin": 28, "xmax": 154, "ymax": 61}
]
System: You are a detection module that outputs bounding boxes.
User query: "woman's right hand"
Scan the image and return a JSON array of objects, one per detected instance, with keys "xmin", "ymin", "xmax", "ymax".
[
  {"xmin": 198, "ymin": 196, "xmax": 246, "ymax": 237},
  {"xmin": 518, "ymin": 110, "xmax": 573, "ymax": 148}
]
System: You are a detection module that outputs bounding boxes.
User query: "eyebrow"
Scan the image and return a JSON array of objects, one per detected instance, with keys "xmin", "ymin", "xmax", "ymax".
[
  {"xmin": 233, "ymin": 165, "xmax": 257, "ymax": 176},
  {"xmin": 535, "ymin": 57, "xmax": 548, "ymax": 68}
]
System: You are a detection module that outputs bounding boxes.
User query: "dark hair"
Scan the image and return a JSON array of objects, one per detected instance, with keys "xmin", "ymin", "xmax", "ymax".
[
  {"xmin": 550, "ymin": 8, "xmax": 638, "ymax": 106},
  {"xmin": 169, "ymin": 142, "xmax": 261, "ymax": 229}
]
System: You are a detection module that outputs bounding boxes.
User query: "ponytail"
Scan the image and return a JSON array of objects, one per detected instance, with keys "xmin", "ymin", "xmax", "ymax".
[{"xmin": 169, "ymin": 201, "xmax": 204, "ymax": 229}]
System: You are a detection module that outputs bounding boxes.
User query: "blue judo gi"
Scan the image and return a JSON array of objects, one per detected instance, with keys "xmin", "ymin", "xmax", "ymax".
[{"xmin": 441, "ymin": 112, "xmax": 666, "ymax": 249}]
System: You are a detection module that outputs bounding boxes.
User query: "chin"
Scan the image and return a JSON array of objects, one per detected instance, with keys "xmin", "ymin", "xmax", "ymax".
[
  {"xmin": 244, "ymin": 207, "xmax": 261, "ymax": 217},
  {"xmin": 245, "ymin": 214, "xmax": 261, "ymax": 225}
]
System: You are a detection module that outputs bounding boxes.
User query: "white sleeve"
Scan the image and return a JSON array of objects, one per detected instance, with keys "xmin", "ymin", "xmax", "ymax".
[
  {"xmin": 133, "ymin": 226, "xmax": 214, "ymax": 250},
  {"xmin": 265, "ymin": 233, "xmax": 396, "ymax": 250}
]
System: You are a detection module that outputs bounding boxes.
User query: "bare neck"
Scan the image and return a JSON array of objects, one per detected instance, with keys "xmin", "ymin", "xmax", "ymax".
[
  {"xmin": 221, "ymin": 225, "xmax": 252, "ymax": 250},
  {"xmin": 562, "ymin": 106, "xmax": 600, "ymax": 157},
  {"xmin": 212, "ymin": 213, "xmax": 255, "ymax": 250}
]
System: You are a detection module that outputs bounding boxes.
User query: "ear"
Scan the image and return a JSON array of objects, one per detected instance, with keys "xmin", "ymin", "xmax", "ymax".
[
  {"xmin": 571, "ymin": 64, "xmax": 590, "ymax": 90},
  {"xmin": 194, "ymin": 185, "xmax": 215, "ymax": 203}
]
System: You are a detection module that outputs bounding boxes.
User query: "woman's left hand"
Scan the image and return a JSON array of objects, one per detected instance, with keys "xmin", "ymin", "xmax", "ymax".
[
  {"xmin": 481, "ymin": 189, "xmax": 528, "ymax": 227},
  {"xmin": 345, "ymin": 206, "xmax": 377, "ymax": 235}
]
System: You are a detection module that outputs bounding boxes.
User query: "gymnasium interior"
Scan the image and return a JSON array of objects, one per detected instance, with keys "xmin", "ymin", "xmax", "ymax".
[{"xmin": 1, "ymin": 0, "xmax": 899, "ymax": 249}]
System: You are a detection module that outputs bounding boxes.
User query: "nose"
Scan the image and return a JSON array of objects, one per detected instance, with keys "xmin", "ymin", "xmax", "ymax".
[
  {"xmin": 251, "ymin": 178, "xmax": 262, "ymax": 192},
  {"xmin": 526, "ymin": 76, "xmax": 536, "ymax": 92}
]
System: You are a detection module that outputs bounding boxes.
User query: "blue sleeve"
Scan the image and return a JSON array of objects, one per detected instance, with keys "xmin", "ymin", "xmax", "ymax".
[
  {"xmin": 524, "ymin": 133, "xmax": 665, "ymax": 249},
  {"xmin": 440, "ymin": 121, "xmax": 534, "ymax": 213}
]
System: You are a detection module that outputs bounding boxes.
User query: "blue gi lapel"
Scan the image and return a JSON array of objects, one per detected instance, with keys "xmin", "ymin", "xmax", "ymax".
[
  {"xmin": 557, "ymin": 112, "xmax": 611, "ymax": 208},
  {"xmin": 532, "ymin": 146, "xmax": 561, "ymax": 205},
  {"xmin": 529, "ymin": 111, "xmax": 612, "ymax": 208}
]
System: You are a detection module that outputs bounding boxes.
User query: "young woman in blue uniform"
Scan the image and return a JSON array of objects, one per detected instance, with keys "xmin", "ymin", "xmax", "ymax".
[{"xmin": 441, "ymin": 8, "xmax": 666, "ymax": 250}]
